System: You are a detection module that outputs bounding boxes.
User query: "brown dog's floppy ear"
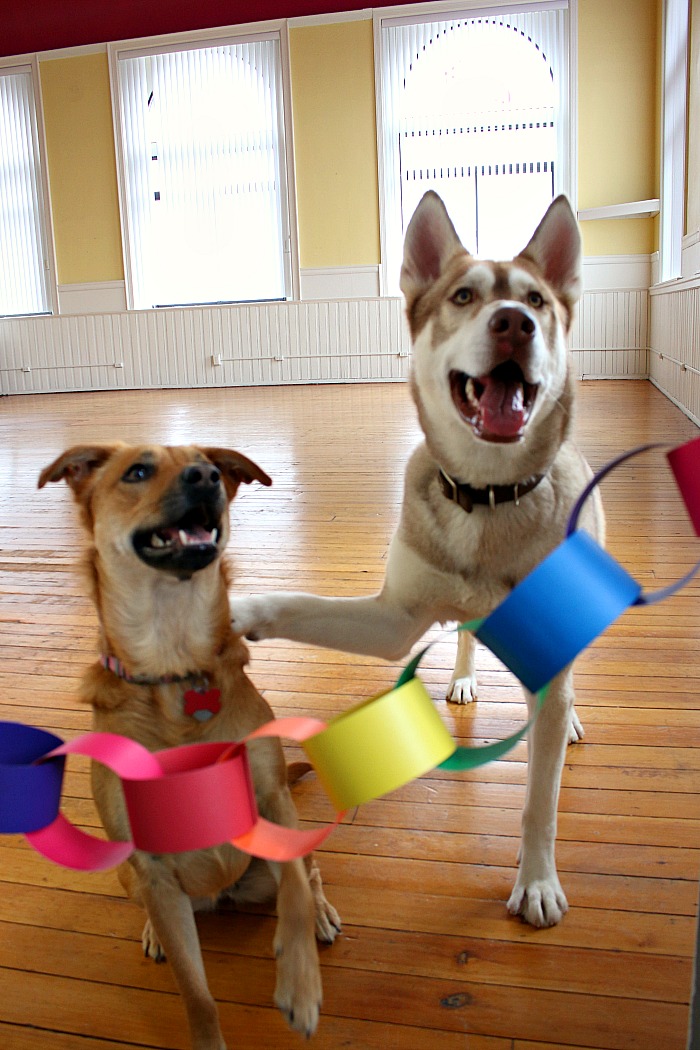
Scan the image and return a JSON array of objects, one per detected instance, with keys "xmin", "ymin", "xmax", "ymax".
[
  {"xmin": 400, "ymin": 191, "xmax": 467, "ymax": 302},
  {"xmin": 38, "ymin": 444, "xmax": 124, "ymax": 499},
  {"xmin": 200, "ymin": 448, "xmax": 272, "ymax": 492}
]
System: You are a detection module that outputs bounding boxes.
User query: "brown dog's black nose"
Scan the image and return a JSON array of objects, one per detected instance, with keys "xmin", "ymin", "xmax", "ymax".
[
  {"xmin": 181, "ymin": 463, "xmax": 221, "ymax": 489},
  {"xmin": 488, "ymin": 307, "xmax": 535, "ymax": 354}
]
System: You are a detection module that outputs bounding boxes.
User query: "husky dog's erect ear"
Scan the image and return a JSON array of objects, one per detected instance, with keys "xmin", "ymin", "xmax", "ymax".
[
  {"xmin": 517, "ymin": 195, "xmax": 582, "ymax": 312},
  {"xmin": 400, "ymin": 191, "xmax": 468, "ymax": 301}
]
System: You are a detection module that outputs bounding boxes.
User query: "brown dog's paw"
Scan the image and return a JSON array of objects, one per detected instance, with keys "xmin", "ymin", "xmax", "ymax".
[
  {"xmin": 142, "ymin": 919, "xmax": 166, "ymax": 963},
  {"xmin": 274, "ymin": 949, "xmax": 322, "ymax": 1039},
  {"xmin": 306, "ymin": 862, "xmax": 341, "ymax": 944}
]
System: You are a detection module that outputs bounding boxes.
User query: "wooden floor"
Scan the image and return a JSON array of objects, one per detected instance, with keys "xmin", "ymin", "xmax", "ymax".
[{"xmin": 1, "ymin": 379, "xmax": 699, "ymax": 1050}]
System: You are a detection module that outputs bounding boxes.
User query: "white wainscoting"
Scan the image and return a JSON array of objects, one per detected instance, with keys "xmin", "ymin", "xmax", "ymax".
[
  {"xmin": 1, "ymin": 259, "xmax": 651, "ymax": 395},
  {"xmin": 649, "ymin": 275, "xmax": 700, "ymax": 427},
  {"xmin": 0, "ymin": 299, "xmax": 412, "ymax": 395},
  {"xmin": 570, "ymin": 288, "xmax": 649, "ymax": 379}
]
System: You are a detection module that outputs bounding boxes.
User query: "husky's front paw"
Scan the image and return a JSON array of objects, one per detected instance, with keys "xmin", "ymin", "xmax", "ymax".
[
  {"xmin": 230, "ymin": 595, "xmax": 277, "ymax": 641},
  {"xmin": 507, "ymin": 874, "xmax": 568, "ymax": 928},
  {"xmin": 568, "ymin": 707, "xmax": 585, "ymax": 743},
  {"xmin": 447, "ymin": 673, "xmax": 478, "ymax": 703}
]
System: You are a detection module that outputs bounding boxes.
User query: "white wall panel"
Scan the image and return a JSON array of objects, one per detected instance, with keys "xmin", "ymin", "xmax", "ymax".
[{"xmin": 0, "ymin": 286, "xmax": 649, "ymax": 395}]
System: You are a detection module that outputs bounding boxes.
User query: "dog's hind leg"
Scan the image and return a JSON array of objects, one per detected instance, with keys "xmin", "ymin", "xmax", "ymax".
[
  {"xmin": 507, "ymin": 667, "xmax": 574, "ymax": 929},
  {"xmin": 447, "ymin": 630, "xmax": 478, "ymax": 703}
]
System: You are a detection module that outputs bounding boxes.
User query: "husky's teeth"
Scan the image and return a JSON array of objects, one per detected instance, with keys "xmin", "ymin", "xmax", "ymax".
[
  {"xmin": 212, "ymin": 528, "xmax": 218, "ymax": 543},
  {"xmin": 179, "ymin": 529, "xmax": 189, "ymax": 546},
  {"xmin": 151, "ymin": 534, "xmax": 165, "ymax": 548},
  {"xmin": 466, "ymin": 377, "xmax": 480, "ymax": 410}
]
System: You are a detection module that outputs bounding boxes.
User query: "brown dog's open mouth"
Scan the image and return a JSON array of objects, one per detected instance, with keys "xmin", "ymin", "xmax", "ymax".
[
  {"xmin": 133, "ymin": 504, "xmax": 223, "ymax": 575},
  {"xmin": 449, "ymin": 362, "xmax": 538, "ymax": 443}
]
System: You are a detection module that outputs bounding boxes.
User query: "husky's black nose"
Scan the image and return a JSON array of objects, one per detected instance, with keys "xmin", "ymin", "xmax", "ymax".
[
  {"xmin": 181, "ymin": 463, "xmax": 221, "ymax": 490},
  {"xmin": 488, "ymin": 306, "xmax": 535, "ymax": 354}
]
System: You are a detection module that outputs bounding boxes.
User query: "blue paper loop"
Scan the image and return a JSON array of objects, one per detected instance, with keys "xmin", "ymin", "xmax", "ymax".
[
  {"xmin": 0, "ymin": 722, "xmax": 65, "ymax": 834},
  {"xmin": 475, "ymin": 531, "xmax": 642, "ymax": 693}
]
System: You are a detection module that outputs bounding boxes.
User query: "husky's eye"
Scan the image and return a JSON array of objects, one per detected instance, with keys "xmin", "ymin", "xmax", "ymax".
[
  {"xmin": 527, "ymin": 291, "xmax": 544, "ymax": 308},
  {"xmin": 122, "ymin": 462, "xmax": 154, "ymax": 483},
  {"xmin": 451, "ymin": 287, "xmax": 473, "ymax": 306}
]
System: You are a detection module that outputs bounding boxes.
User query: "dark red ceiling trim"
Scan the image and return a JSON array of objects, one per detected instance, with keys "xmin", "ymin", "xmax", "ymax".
[{"xmin": 1, "ymin": 1, "xmax": 414, "ymax": 59}]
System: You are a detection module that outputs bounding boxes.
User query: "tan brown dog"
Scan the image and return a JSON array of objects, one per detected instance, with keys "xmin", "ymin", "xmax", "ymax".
[{"xmin": 39, "ymin": 443, "xmax": 340, "ymax": 1050}]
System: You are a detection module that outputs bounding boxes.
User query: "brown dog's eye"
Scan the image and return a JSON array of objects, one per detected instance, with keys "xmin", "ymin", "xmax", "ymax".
[
  {"xmin": 451, "ymin": 287, "xmax": 473, "ymax": 306},
  {"xmin": 122, "ymin": 462, "xmax": 154, "ymax": 483},
  {"xmin": 528, "ymin": 291, "xmax": 544, "ymax": 308}
]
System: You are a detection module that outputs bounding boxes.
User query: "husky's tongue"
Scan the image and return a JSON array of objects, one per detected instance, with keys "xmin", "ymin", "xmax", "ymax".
[{"xmin": 478, "ymin": 374, "xmax": 526, "ymax": 438}]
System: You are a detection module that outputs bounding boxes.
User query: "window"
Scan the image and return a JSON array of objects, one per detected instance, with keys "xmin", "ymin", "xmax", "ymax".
[
  {"xmin": 111, "ymin": 34, "xmax": 293, "ymax": 310},
  {"xmin": 0, "ymin": 62, "xmax": 54, "ymax": 317},
  {"xmin": 377, "ymin": 3, "xmax": 573, "ymax": 293},
  {"xmin": 659, "ymin": 0, "xmax": 688, "ymax": 283}
]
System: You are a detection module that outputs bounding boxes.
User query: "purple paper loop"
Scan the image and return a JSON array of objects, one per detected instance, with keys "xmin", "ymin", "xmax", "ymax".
[
  {"xmin": 475, "ymin": 530, "xmax": 641, "ymax": 693},
  {"xmin": 0, "ymin": 722, "xmax": 65, "ymax": 834},
  {"xmin": 566, "ymin": 442, "xmax": 700, "ymax": 606}
]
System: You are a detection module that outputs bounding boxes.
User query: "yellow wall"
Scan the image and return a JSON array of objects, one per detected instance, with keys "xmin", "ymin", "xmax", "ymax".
[
  {"xmin": 289, "ymin": 20, "xmax": 380, "ymax": 268},
  {"xmin": 578, "ymin": 0, "xmax": 659, "ymax": 255},
  {"xmin": 36, "ymin": 5, "xmax": 660, "ymax": 287},
  {"xmin": 40, "ymin": 53, "xmax": 123, "ymax": 284}
]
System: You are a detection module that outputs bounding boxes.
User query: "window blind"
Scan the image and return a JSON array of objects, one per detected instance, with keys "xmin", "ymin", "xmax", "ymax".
[
  {"xmin": 115, "ymin": 37, "xmax": 290, "ymax": 310},
  {"xmin": 0, "ymin": 66, "xmax": 51, "ymax": 317}
]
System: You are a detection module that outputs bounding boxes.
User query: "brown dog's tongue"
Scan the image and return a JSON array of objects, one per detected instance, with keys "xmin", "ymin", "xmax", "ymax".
[
  {"xmin": 162, "ymin": 525, "xmax": 213, "ymax": 547},
  {"xmin": 479, "ymin": 375, "xmax": 525, "ymax": 437}
]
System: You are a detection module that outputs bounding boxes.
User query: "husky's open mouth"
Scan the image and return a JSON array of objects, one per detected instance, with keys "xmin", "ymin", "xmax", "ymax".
[
  {"xmin": 449, "ymin": 362, "xmax": 538, "ymax": 443},
  {"xmin": 132, "ymin": 502, "xmax": 224, "ymax": 575}
]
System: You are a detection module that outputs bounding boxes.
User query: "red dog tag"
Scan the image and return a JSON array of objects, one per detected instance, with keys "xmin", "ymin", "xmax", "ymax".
[{"xmin": 183, "ymin": 688, "xmax": 221, "ymax": 722}]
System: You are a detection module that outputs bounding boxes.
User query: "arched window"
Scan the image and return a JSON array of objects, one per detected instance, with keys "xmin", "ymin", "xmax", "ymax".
[{"xmin": 378, "ymin": 4, "xmax": 572, "ymax": 293}]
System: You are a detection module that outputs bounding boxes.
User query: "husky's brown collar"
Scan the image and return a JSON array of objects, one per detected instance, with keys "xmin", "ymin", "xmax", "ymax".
[{"xmin": 438, "ymin": 467, "xmax": 545, "ymax": 513}]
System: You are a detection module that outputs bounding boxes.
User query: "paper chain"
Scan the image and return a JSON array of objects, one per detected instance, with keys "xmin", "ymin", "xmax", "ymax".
[{"xmin": 2, "ymin": 436, "xmax": 700, "ymax": 870}]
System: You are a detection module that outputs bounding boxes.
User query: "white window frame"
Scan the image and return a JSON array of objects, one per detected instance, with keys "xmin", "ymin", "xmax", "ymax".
[
  {"xmin": 0, "ymin": 55, "xmax": 57, "ymax": 317},
  {"xmin": 108, "ymin": 23, "xmax": 300, "ymax": 310},
  {"xmin": 373, "ymin": 0, "xmax": 578, "ymax": 296},
  {"xmin": 659, "ymin": 0, "xmax": 689, "ymax": 284}
]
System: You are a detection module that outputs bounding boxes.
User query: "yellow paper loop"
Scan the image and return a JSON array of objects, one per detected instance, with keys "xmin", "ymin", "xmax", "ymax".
[{"xmin": 303, "ymin": 678, "xmax": 456, "ymax": 809}]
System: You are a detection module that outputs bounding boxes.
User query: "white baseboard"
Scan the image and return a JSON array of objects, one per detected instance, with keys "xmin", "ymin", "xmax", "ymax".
[
  {"xmin": 582, "ymin": 254, "xmax": 651, "ymax": 291},
  {"xmin": 58, "ymin": 281, "xmax": 128, "ymax": 315},
  {"xmin": 300, "ymin": 266, "xmax": 380, "ymax": 300}
]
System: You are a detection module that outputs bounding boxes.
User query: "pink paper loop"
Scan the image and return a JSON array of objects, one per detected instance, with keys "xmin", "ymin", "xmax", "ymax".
[{"xmin": 26, "ymin": 813, "xmax": 134, "ymax": 872}]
